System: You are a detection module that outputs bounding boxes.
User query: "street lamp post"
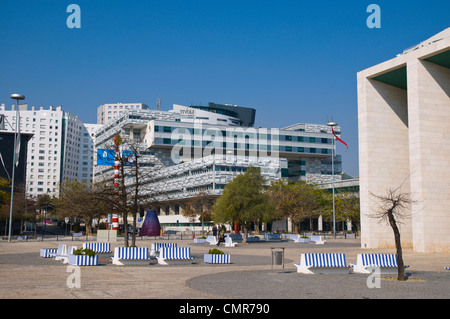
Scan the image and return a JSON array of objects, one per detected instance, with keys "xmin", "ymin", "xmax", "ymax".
[
  {"xmin": 8, "ymin": 93, "xmax": 25, "ymax": 242},
  {"xmin": 327, "ymin": 120, "xmax": 337, "ymax": 239}
]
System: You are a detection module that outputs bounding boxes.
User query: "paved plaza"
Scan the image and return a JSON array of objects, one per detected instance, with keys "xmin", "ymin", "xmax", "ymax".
[{"xmin": 0, "ymin": 237, "xmax": 449, "ymax": 302}]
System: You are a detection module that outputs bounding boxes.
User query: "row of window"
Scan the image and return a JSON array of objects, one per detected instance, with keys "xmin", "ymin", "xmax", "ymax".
[
  {"xmin": 158, "ymin": 138, "xmax": 330, "ymax": 154},
  {"xmin": 154, "ymin": 126, "xmax": 331, "ymax": 144}
]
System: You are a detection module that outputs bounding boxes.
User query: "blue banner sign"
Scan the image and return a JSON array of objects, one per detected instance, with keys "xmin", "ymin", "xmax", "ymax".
[{"xmin": 97, "ymin": 149, "xmax": 134, "ymax": 166}]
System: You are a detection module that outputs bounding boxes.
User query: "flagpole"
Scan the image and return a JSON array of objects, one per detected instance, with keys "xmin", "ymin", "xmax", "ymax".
[
  {"xmin": 327, "ymin": 120, "xmax": 337, "ymax": 239},
  {"xmin": 8, "ymin": 94, "xmax": 25, "ymax": 242}
]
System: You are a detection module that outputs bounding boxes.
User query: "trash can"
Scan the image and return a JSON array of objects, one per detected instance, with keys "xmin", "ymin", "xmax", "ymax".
[
  {"xmin": 273, "ymin": 251, "xmax": 283, "ymax": 265},
  {"xmin": 271, "ymin": 247, "xmax": 285, "ymax": 272}
]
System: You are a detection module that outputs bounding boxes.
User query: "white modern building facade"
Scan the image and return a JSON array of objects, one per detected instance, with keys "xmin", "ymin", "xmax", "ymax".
[
  {"xmin": 97, "ymin": 102, "xmax": 149, "ymax": 125},
  {"xmin": 0, "ymin": 103, "xmax": 100, "ymax": 197},
  {"xmin": 94, "ymin": 102, "xmax": 344, "ymax": 231},
  {"xmin": 358, "ymin": 28, "xmax": 450, "ymax": 253}
]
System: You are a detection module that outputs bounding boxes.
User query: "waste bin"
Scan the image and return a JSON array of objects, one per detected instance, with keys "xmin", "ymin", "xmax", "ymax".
[
  {"xmin": 270, "ymin": 247, "xmax": 285, "ymax": 272},
  {"xmin": 273, "ymin": 251, "xmax": 283, "ymax": 265}
]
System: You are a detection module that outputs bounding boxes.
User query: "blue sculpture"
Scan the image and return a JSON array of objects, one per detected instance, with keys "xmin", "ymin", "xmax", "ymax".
[{"xmin": 139, "ymin": 209, "xmax": 161, "ymax": 236}]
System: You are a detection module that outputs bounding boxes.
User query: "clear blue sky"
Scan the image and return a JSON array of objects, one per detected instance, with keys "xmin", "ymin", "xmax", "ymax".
[{"xmin": 1, "ymin": 0, "xmax": 449, "ymax": 177}]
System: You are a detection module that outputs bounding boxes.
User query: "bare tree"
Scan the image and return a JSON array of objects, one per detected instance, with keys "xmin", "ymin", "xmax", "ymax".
[{"xmin": 369, "ymin": 182, "xmax": 416, "ymax": 281}]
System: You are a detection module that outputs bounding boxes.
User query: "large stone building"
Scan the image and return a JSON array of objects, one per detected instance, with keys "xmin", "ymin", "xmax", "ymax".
[{"xmin": 357, "ymin": 28, "xmax": 450, "ymax": 253}]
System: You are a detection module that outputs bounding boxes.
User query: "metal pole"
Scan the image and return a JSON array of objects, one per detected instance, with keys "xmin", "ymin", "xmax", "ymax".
[
  {"xmin": 8, "ymin": 103, "xmax": 19, "ymax": 242},
  {"xmin": 332, "ymin": 134, "xmax": 336, "ymax": 239}
]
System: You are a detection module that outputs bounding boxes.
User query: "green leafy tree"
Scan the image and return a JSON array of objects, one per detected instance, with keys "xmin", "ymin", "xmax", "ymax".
[
  {"xmin": 268, "ymin": 179, "xmax": 326, "ymax": 234},
  {"xmin": 55, "ymin": 181, "xmax": 111, "ymax": 235},
  {"xmin": 212, "ymin": 167, "xmax": 274, "ymax": 243}
]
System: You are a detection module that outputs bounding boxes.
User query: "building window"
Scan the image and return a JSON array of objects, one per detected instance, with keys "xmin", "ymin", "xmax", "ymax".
[
  {"xmin": 163, "ymin": 138, "xmax": 171, "ymax": 145},
  {"xmin": 310, "ymin": 148, "xmax": 316, "ymax": 153},
  {"xmin": 163, "ymin": 126, "xmax": 172, "ymax": 133},
  {"xmin": 309, "ymin": 137, "xmax": 316, "ymax": 143},
  {"xmin": 297, "ymin": 147, "xmax": 304, "ymax": 152}
]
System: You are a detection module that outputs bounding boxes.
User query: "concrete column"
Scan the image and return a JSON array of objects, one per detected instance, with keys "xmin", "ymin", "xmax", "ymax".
[
  {"xmin": 407, "ymin": 59, "xmax": 450, "ymax": 252},
  {"xmin": 357, "ymin": 70, "xmax": 413, "ymax": 249}
]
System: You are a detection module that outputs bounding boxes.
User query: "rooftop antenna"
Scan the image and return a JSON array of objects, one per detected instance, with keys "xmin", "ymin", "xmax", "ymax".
[{"xmin": 156, "ymin": 97, "xmax": 161, "ymax": 111}]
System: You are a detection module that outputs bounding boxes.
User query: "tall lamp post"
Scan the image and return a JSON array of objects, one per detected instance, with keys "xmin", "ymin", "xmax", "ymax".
[
  {"xmin": 327, "ymin": 120, "xmax": 337, "ymax": 239},
  {"xmin": 8, "ymin": 93, "xmax": 25, "ymax": 242}
]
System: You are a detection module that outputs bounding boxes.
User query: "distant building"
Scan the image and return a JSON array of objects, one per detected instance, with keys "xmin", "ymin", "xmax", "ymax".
[
  {"xmin": 94, "ymin": 102, "xmax": 343, "ymax": 232},
  {"xmin": 97, "ymin": 103, "xmax": 149, "ymax": 125},
  {"xmin": 0, "ymin": 103, "xmax": 100, "ymax": 197}
]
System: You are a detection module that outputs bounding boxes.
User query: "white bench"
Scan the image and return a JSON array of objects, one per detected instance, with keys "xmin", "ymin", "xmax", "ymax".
[
  {"xmin": 294, "ymin": 253, "xmax": 349, "ymax": 274},
  {"xmin": 206, "ymin": 236, "xmax": 218, "ymax": 245},
  {"xmin": 150, "ymin": 242, "xmax": 178, "ymax": 256},
  {"xmin": 309, "ymin": 235, "xmax": 325, "ymax": 244},
  {"xmin": 111, "ymin": 247, "xmax": 150, "ymax": 265},
  {"xmin": 55, "ymin": 245, "xmax": 77, "ymax": 264},
  {"xmin": 157, "ymin": 247, "xmax": 194, "ymax": 265},
  {"xmin": 82, "ymin": 242, "xmax": 111, "ymax": 254},
  {"xmin": 224, "ymin": 237, "xmax": 237, "ymax": 247},
  {"xmin": 351, "ymin": 253, "xmax": 408, "ymax": 274}
]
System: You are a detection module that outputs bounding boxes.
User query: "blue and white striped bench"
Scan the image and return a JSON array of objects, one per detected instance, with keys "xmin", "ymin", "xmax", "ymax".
[
  {"xmin": 40, "ymin": 248, "xmax": 58, "ymax": 258},
  {"xmin": 150, "ymin": 242, "xmax": 178, "ymax": 256},
  {"xmin": 68, "ymin": 254, "xmax": 99, "ymax": 266},
  {"xmin": 82, "ymin": 242, "xmax": 112, "ymax": 254},
  {"xmin": 351, "ymin": 254, "xmax": 408, "ymax": 274},
  {"xmin": 204, "ymin": 253, "xmax": 231, "ymax": 264},
  {"xmin": 445, "ymin": 267, "xmax": 450, "ymax": 270},
  {"xmin": 294, "ymin": 253, "xmax": 350, "ymax": 274},
  {"xmin": 157, "ymin": 247, "xmax": 194, "ymax": 265},
  {"xmin": 111, "ymin": 247, "xmax": 150, "ymax": 265}
]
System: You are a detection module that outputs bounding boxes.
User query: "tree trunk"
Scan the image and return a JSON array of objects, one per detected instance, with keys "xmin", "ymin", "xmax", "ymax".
[
  {"xmin": 242, "ymin": 223, "xmax": 248, "ymax": 244},
  {"xmin": 387, "ymin": 209, "xmax": 406, "ymax": 281}
]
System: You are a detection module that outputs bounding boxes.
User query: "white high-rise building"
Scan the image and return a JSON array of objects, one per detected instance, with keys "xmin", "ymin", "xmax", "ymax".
[
  {"xmin": 0, "ymin": 103, "xmax": 100, "ymax": 198},
  {"xmin": 97, "ymin": 103, "xmax": 149, "ymax": 125}
]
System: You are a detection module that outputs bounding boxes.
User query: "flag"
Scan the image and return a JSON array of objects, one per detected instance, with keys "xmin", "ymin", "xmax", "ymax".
[
  {"xmin": 14, "ymin": 108, "xmax": 21, "ymax": 167},
  {"xmin": 332, "ymin": 128, "xmax": 348, "ymax": 152}
]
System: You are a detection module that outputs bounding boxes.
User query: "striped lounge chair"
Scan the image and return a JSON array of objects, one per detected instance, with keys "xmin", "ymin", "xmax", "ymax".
[
  {"xmin": 40, "ymin": 248, "xmax": 58, "ymax": 258},
  {"xmin": 111, "ymin": 247, "xmax": 150, "ymax": 265},
  {"xmin": 157, "ymin": 246, "xmax": 194, "ymax": 265},
  {"xmin": 351, "ymin": 253, "xmax": 409, "ymax": 274},
  {"xmin": 150, "ymin": 242, "xmax": 178, "ymax": 257},
  {"xmin": 82, "ymin": 242, "xmax": 112, "ymax": 254},
  {"xmin": 294, "ymin": 253, "xmax": 350, "ymax": 274}
]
